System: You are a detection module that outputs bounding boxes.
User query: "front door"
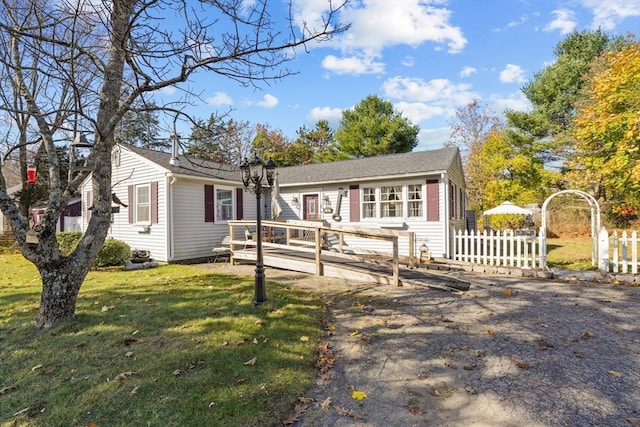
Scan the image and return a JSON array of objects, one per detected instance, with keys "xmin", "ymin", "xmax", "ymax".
[{"xmin": 303, "ymin": 194, "xmax": 319, "ymax": 220}]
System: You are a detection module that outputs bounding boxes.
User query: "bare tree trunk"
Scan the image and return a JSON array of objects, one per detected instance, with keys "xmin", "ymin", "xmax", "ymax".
[{"xmin": 35, "ymin": 259, "xmax": 91, "ymax": 328}]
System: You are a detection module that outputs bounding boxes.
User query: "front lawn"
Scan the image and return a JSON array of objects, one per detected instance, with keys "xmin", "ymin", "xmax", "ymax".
[{"xmin": 0, "ymin": 251, "xmax": 324, "ymax": 426}]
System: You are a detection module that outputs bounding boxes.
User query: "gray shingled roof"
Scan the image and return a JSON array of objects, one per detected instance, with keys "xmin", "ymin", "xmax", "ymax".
[
  {"xmin": 126, "ymin": 144, "xmax": 459, "ymax": 186},
  {"xmin": 125, "ymin": 144, "xmax": 241, "ymax": 182},
  {"xmin": 277, "ymin": 147, "xmax": 459, "ymax": 186}
]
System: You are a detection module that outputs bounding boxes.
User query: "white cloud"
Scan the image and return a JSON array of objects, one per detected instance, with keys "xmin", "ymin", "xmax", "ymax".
[
  {"xmin": 394, "ymin": 101, "xmax": 445, "ymax": 123},
  {"xmin": 321, "ymin": 52, "xmax": 385, "ymax": 75},
  {"xmin": 401, "ymin": 56, "xmax": 415, "ymax": 67},
  {"xmin": 499, "ymin": 64, "xmax": 526, "ymax": 84},
  {"xmin": 250, "ymin": 94, "xmax": 279, "ymax": 108},
  {"xmin": 489, "ymin": 92, "xmax": 531, "ymax": 114},
  {"xmin": 295, "ymin": 0, "xmax": 467, "ymax": 76},
  {"xmin": 460, "ymin": 66, "xmax": 477, "ymax": 78},
  {"xmin": 544, "ymin": 9, "xmax": 577, "ymax": 35},
  {"xmin": 581, "ymin": 0, "xmax": 640, "ymax": 31},
  {"xmin": 205, "ymin": 91, "xmax": 233, "ymax": 106},
  {"xmin": 307, "ymin": 106, "xmax": 343, "ymax": 128},
  {"xmin": 416, "ymin": 127, "xmax": 451, "ymax": 150},
  {"xmin": 382, "ymin": 76, "xmax": 476, "ymax": 105}
]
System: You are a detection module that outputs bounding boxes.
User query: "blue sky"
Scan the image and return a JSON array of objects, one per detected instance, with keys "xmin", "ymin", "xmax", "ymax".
[{"xmin": 158, "ymin": 0, "xmax": 640, "ymax": 151}]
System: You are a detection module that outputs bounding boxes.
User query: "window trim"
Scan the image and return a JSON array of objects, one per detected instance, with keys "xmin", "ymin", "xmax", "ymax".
[
  {"xmin": 215, "ymin": 186, "xmax": 235, "ymax": 222},
  {"xmin": 135, "ymin": 183, "xmax": 151, "ymax": 225}
]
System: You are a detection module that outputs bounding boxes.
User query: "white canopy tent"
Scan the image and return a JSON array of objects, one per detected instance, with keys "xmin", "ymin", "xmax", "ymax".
[{"xmin": 483, "ymin": 201, "xmax": 532, "ymax": 216}]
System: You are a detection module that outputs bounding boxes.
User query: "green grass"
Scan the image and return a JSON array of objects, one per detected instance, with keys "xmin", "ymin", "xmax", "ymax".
[
  {"xmin": 545, "ymin": 237, "xmax": 596, "ymax": 270},
  {"xmin": 0, "ymin": 250, "xmax": 325, "ymax": 427}
]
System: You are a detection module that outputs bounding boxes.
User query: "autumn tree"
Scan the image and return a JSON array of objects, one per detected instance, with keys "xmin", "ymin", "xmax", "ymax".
[
  {"xmin": 572, "ymin": 39, "xmax": 640, "ymax": 222},
  {"xmin": 0, "ymin": 0, "xmax": 348, "ymax": 329},
  {"xmin": 329, "ymin": 95, "xmax": 419, "ymax": 160},
  {"xmin": 297, "ymin": 120, "xmax": 335, "ymax": 163}
]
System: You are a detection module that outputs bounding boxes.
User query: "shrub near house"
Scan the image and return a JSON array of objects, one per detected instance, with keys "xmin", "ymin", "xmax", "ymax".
[{"xmin": 57, "ymin": 232, "xmax": 131, "ymax": 267}]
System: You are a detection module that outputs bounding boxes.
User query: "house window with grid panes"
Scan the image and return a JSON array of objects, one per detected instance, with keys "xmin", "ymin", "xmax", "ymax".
[
  {"xmin": 216, "ymin": 188, "xmax": 233, "ymax": 221},
  {"xmin": 381, "ymin": 185, "xmax": 403, "ymax": 218},
  {"xmin": 136, "ymin": 184, "xmax": 150, "ymax": 223},
  {"xmin": 362, "ymin": 187, "xmax": 376, "ymax": 218},
  {"xmin": 408, "ymin": 184, "xmax": 423, "ymax": 217}
]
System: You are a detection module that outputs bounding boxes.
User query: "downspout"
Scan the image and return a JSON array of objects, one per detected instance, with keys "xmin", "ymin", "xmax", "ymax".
[
  {"xmin": 167, "ymin": 174, "xmax": 177, "ymax": 261},
  {"xmin": 442, "ymin": 172, "xmax": 450, "ymax": 258}
]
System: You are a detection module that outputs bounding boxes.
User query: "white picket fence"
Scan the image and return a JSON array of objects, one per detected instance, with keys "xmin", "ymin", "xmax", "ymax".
[
  {"xmin": 603, "ymin": 229, "xmax": 640, "ymax": 274},
  {"xmin": 452, "ymin": 229, "xmax": 540, "ymax": 269}
]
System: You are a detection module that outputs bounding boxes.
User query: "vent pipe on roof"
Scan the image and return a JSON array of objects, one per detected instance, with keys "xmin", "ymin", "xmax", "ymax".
[{"xmin": 169, "ymin": 133, "xmax": 180, "ymax": 167}]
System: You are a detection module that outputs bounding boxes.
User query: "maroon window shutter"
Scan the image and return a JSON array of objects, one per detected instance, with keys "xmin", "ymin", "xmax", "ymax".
[
  {"xmin": 151, "ymin": 181, "xmax": 159, "ymax": 224},
  {"xmin": 128, "ymin": 185, "xmax": 134, "ymax": 224},
  {"xmin": 204, "ymin": 184, "xmax": 214, "ymax": 222},
  {"xmin": 236, "ymin": 188, "xmax": 244, "ymax": 220},
  {"xmin": 86, "ymin": 191, "xmax": 92, "ymax": 222},
  {"xmin": 349, "ymin": 185, "xmax": 360, "ymax": 222},
  {"xmin": 426, "ymin": 179, "xmax": 439, "ymax": 221}
]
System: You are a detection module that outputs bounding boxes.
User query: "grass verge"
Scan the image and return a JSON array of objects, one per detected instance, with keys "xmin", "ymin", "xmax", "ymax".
[
  {"xmin": 0, "ymin": 251, "xmax": 324, "ymax": 427},
  {"xmin": 545, "ymin": 237, "xmax": 596, "ymax": 270}
]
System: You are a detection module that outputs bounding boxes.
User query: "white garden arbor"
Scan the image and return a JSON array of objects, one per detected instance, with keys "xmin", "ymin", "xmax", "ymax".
[{"xmin": 539, "ymin": 190, "xmax": 602, "ymax": 269}]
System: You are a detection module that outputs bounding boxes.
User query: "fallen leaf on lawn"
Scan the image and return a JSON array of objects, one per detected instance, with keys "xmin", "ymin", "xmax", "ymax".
[
  {"xmin": 327, "ymin": 324, "xmax": 336, "ymax": 331},
  {"xmin": 235, "ymin": 338, "xmax": 248, "ymax": 346},
  {"xmin": 487, "ymin": 329, "xmax": 495, "ymax": 335},
  {"xmin": 320, "ymin": 396, "xmax": 332, "ymax": 411},
  {"xmin": 581, "ymin": 331, "xmax": 595, "ymax": 339},
  {"xmin": 222, "ymin": 340, "xmax": 229, "ymax": 347},
  {"xmin": 172, "ymin": 369, "xmax": 182, "ymax": 376},
  {"xmin": 503, "ymin": 289, "xmax": 512, "ymax": 296},
  {"xmin": 114, "ymin": 371, "xmax": 134, "ymax": 380},
  {"xmin": 255, "ymin": 319, "xmax": 264, "ymax": 326},
  {"xmin": 433, "ymin": 389, "xmax": 443, "ymax": 396},
  {"xmin": 334, "ymin": 405, "xmax": 362, "ymax": 420},
  {"xmin": 244, "ymin": 357, "xmax": 257, "ymax": 366},
  {"xmin": 405, "ymin": 405, "xmax": 427, "ymax": 415},
  {"xmin": 87, "ymin": 423, "xmax": 98, "ymax": 427},
  {"xmin": 349, "ymin": 330, "xmax": 360, "ymax": 336},
  {"xmin": 125, "ymin": 351, "xmax": 134, "ymax": 358},
  {"xmin": 608, "ymin": 370, "xmax": 622, "ymax": 378},
  {"xmin": 129, "ymin": 386, "xmax": 139, "ymax": 395},
  {"xmin": 300, "ymin": 336, "xmax": 310, "ymax": 342},
  {"xmin": 41, "ymin": 364, "xmax": 57, "ymax": 374},
  {"xmin": 123, "ymin": 338, "xmax": 138, "ymax": 346},
  {"xmin": 253, "ymin": 338, "xmax": 259, "ymax": 344},
  {"xmin": 282, "ymin": 414, "xmax": 300, "ymax": 426},
  {"xmin": 31, "ymin": 364, "xmax": 43, "ymax": 372},
  {"xmin": 351, "ymin": 390, "xmax": 367, "ymax": 400}
]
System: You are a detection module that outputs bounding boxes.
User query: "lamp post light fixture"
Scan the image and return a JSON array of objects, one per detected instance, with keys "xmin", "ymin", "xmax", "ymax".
[{"xmin": 240, "ymin": 152, "xmax": 277, "ymax": 305}]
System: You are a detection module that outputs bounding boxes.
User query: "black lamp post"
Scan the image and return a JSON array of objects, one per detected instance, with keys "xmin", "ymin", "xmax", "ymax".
[{"xmin": 240, "ymin": 152, "xmax": 277, "ymax": 305}]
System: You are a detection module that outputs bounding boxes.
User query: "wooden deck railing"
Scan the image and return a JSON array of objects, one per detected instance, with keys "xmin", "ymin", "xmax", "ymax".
[{"xmin": 227, "ymin": 220, "xmax": 415, "ymax": 286}]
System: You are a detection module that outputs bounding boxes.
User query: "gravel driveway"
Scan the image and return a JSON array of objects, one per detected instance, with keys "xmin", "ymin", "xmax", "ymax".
[{"xmin": 204, "ymin": 264, "xmax": 640, "ymax": 427}]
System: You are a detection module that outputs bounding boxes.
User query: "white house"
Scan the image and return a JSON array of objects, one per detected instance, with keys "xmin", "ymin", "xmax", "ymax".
[
  {"xmin": 80, "ymin": 144, "xmax": 467, "ymax": 262},
  {"xmin": 80, "ymin": 144, "xmax": 254, "ymax": 262},
  {"xmin": 275, "ymin": 147, "xmax": 467, "ymax": 259}
]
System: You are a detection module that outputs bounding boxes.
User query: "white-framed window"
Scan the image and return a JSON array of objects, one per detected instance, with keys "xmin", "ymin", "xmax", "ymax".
[
  {"xmin": 362, "ymin": 187, "xmax": 376, "ymax": 218},
  {"xmin": 136, "ymin": 184, "xmax": 150, "ymax": 223},
  {"xmin": 216, "ymin": 187, "xmax": 234, "ymax": 221},
  {"xmin": 381, "ymin": 185, "xmax": 403, "ymax": 218},
  {"xmin": 408, "ymin": 184, "xmax": 423, "ymax": 217}
]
